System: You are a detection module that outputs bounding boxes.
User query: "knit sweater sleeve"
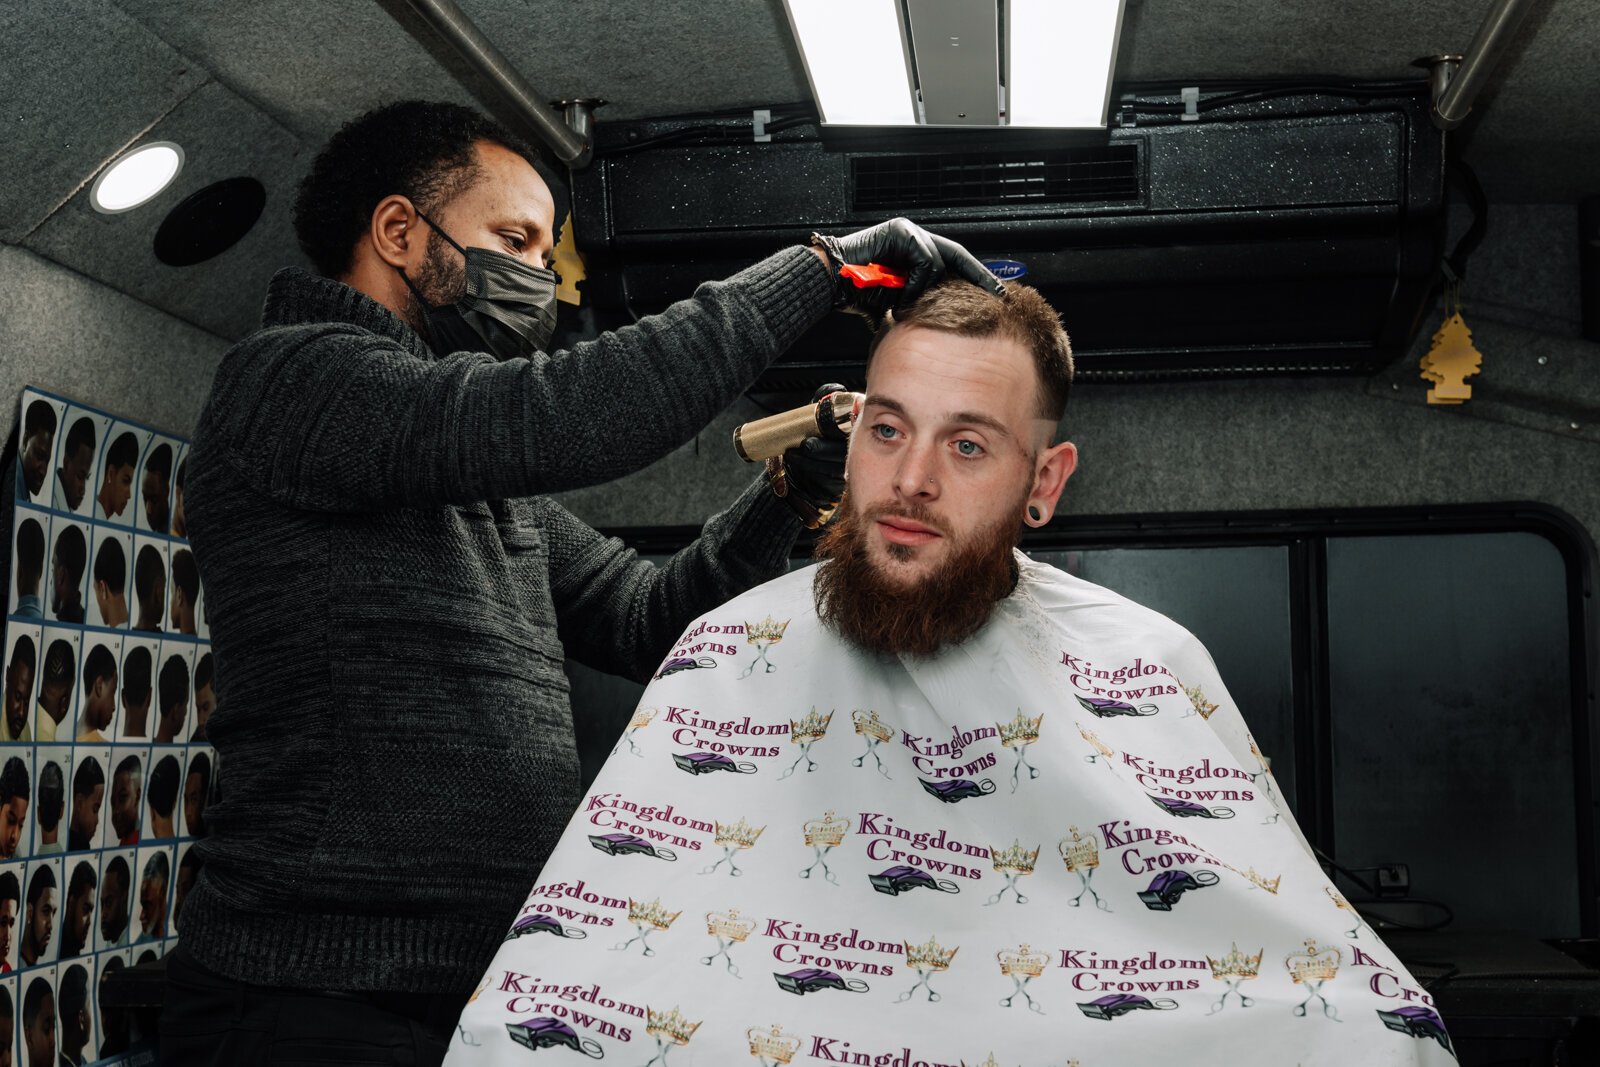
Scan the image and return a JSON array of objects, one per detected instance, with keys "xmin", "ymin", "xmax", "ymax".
[
  {"xmin": 543, "ymin": 478, "xmax": 802, "ymax": 685},
  {"xmin": 222, "ymin": 247, "xmax": 833, "ymax": 512}
]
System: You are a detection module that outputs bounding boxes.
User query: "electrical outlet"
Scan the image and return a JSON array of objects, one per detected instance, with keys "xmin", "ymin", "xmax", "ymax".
[{"xmin": 1375, "ymin": 864, "xmax": 1410, "ymax": 898}]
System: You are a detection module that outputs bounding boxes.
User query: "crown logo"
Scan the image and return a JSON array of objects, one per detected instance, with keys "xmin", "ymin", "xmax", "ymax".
[
  {"xmin": 1248, "ymin": 737, "xmax": 1271, "ymax": 771},
  {"xmin": 646, "ymin": 1006, "xmax": 701, "ymax": 1045},
  {"xmin": 852, "ymin": 709, "xmax": 892, "ymax": 742},
  {"xmin": 1286, "ymin": 939, "xmax": 1341, "ymax": 983},
  {"xmin": 627, "ymin": 898, "xmax": 682, "ymax": 930},
  {"xmin": 746, "ymin": 616, "xmax": 790, "ymax": 644},
  {"xmin": 989, "ymin": 839, "xmax": 1040, "ymax": 874},
  {"xmin": 962, "ymin": 1056, "xmax": 1003, "ymax": 1067},
  {"xmin": 747, "ymin": 1024, "xmax": 802, "ymax": 1063},
  {"xmin": 997, "ymin": 942, "xmax": 1050, "ymax": 978},
  {"xmin": 904, "ymin": 936, "xmax": 959, "ymax": 971},
  {"xmin": 628, "ymin": 707, "xmax": 657, "ymax": 731},
  {"xmin": 714, "ymin": 818, "xmax": 766, "ymax": 849},
  {"xmin": 790, "ymin": 708, "xmax": 833, "ymax": 743},
  {"xmin": 1325, "ymin": 884, "xmax": 1356, "ymax": 913},
  {"xmin": 1240, "ymin": 867, "xmax": 1281, "ymax": 894},
  {"xmin": 706, "ymin": 907, "xmax": 756, "ymax": 941},
  {"xmin": 1207, "ymin": 943, "xmax": 1264, "ymax": 980},
  {"xmin": 1076, "ymin": 722, "xmax": 1114, "ymax": 760},
  {"xmin": 1184, "ymin": 684, "xmax": 1219, "ymax": 719},
  {"xmin": 1059, "ymin": 826, "xmax": 1100, "ymax": 871},
  {"xmin": 997, "ymin": 710, "xmax": 1042, "ymax": 747},
  {"xmin": 803, "ymin": 810, "xmax": 849, "ymax": 847}
]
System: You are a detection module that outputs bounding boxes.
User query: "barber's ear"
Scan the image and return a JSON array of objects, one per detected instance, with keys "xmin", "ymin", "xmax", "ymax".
[
  {"xmin": 1024, "ymin": 441, "xmax": 1078, "ymax": 527},
  {"xmin": 371, "ymin": 195, "xmax": 421, "ymax": 270}
]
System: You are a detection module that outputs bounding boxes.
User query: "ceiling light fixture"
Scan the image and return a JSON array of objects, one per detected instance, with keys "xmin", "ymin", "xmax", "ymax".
[
  {"xmin": 89, "ymin": 142, "xmax": 185, "ymax": 214},
  {"xmin": 781, "ymin": 0, "xmax": 1125, "ymax": 129}
]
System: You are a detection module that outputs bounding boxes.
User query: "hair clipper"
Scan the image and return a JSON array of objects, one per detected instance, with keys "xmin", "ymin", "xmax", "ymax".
[{"xmin": 732, "ymin": 390, "xmax": 863, "ymax": 463}]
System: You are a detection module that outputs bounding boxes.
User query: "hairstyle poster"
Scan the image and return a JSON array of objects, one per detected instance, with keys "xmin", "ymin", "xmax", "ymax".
[{"xmin": 7, "ymin": 387, "xmax": 212, "ymax": 1067}]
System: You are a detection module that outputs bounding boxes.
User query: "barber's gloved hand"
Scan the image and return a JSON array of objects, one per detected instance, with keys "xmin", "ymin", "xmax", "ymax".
[
  {"xmin": 768, "ymin": 384, "xmax": 851, "ymax": 529},
  {"xmin": 812, "ymin": 218, "xmax": 1005, "ymax": 317}
]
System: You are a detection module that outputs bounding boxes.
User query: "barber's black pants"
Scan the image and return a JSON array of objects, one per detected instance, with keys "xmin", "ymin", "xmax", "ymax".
[{"xmin": 160, "ymin": 945, "xmax": 461, "ymax": 1066}]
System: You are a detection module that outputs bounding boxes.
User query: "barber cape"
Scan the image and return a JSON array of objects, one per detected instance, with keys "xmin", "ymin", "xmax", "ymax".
[{"xmin": 450, "ymin": 555, "xmax": 1456, "ymax": 1066}]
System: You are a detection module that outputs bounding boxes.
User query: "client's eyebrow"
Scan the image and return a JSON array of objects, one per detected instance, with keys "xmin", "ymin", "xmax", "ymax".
[{"xmin": 864, "ymin": 394, "xmax": 1014, "ymax": 439}]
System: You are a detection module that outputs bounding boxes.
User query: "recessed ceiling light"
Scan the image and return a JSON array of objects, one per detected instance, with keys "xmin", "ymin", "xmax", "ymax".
[{"xmin": 90, "ymin": 142, "xmax": 185, "ymax": 214}]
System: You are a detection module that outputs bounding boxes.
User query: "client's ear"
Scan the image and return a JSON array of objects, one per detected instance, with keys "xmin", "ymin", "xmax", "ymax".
[{"xmin": 1023, "ymin": 441, "xmax": 1078, "ymax": 527}]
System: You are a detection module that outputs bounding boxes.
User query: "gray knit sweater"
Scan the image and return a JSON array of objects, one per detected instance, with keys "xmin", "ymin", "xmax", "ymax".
[{"xmin": 181, "ymin": 247, "xmax": 834, "ymax": 994}]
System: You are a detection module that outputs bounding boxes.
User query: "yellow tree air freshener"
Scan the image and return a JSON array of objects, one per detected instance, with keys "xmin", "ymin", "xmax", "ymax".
[{"xmin": 1418, "ymin": 293, "xmax": 1482, "ymax": 405}]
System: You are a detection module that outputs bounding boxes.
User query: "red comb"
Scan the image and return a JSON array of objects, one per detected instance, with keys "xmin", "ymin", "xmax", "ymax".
[{"xmin": 838, "ymin": 262, "xmax": 908, "ymax": 289}]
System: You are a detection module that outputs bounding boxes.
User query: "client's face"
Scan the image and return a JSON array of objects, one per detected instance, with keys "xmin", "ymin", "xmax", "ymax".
[{"xmin": 814, "ymin": 326, "xmax": 1075, "ymax": 657}]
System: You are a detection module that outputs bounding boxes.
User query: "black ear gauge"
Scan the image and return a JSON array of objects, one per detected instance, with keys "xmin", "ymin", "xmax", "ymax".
[{"xmin": 1027, "ymin": 505, "xmax": 1044, "ymax": 524}]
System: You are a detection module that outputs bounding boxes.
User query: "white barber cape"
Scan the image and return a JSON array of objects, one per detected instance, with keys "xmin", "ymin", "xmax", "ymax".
[{"xmin": 449, "ymin": 555, "xmax": 1456, "ymax": 1067}]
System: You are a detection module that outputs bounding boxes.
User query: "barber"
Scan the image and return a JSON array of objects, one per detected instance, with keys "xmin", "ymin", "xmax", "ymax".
[{"xmin": 159, "ymin": 99, "xmax": 1001, "ymax": 1066}]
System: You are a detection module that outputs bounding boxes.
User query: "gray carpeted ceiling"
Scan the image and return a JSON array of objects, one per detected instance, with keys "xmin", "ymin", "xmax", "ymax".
[{"xmin": 4, "ymin": 0, "xmax": 1595, "ymax": 342}]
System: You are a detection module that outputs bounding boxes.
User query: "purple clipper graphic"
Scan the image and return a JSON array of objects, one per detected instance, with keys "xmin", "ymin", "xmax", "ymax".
[
  {"xmin": 918, "ymin": 778, "xmax": 996, "ymax": 804},
  {"xmin": 1148, "ymin": 795, "xmax": 1235, "ymax": 820},
  {"xmin": 1137, "ymin": 869, "xmax": 1220, "ymax": 911},
  {"xmin": 504, "ymin": 913, "xmax": 590, "ymax": 941},
  {"xmin": 1076, "ymin": 994, "xmax": 1179, "ymax": 1020},
  {"xmin": 588, "ymin": 833, "xmax": 679, "ymax": 861},
  {"xmin": 869, "ymin": 866, "xmax": 962, "ymax": 897},
  {"xmin": 1076, "ymin": 695, "xmax": 1160, "ymax": 718},
  {"xmin": 654, "ymin": 655, "xmax": 716, "ymax": 680},
  {"xmin": 673, "ymin": 752, "xmax": 758, "ymax": 776},
  {"xmin": 1376, "ymin": 1007, "xmax": 1454, "ymax": 1054},
  {"xmin": 773, "ymin": 968, "xmax": 870, "ymax": 995},
  {"xmin": 504, "ymin": 1017, "xmax": 605, "ymax": 1057}
]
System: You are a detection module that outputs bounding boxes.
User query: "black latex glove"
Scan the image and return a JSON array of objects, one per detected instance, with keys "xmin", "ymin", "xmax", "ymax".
[
  {"xmin": 781, "ymin": 384, "xmax": 850, "ymax": 516},
  {"xmin": 813, "ymin": 217, "xmax": 1005, "ymax": 316}
]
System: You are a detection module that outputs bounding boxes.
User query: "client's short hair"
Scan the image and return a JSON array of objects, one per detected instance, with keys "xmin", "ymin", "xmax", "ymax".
[{"xmin": 869, "ymin": 280, "xmax": 1074, "ymax": 421}]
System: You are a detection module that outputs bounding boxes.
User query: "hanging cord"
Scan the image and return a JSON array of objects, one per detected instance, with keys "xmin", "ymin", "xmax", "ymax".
[
  {"xmin": 1443, "ymin": 157, "xmax": 1489, "ymax": 287},
  {"xmin": 1314, "ymin": 847, "xmax": 1456, "ymax": 933}
]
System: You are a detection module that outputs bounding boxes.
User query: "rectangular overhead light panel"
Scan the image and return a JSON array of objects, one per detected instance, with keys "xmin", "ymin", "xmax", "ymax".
[
  {"xmin": 784, "ymin": 0, "xmax": 1125, "ymax": 129},
  {"xmin": 782, "ymin": 0, "xmax": 917, "ymax": 126},
  {"xmin": 904, "ymin": 0, "xmax": 1000, "ymax": 125},
  {"xmin": 1006, "ymin": 0, "xmax": 1126, "ymax": 128}
]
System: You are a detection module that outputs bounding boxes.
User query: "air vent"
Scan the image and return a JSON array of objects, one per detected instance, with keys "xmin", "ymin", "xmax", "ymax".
[{"xmin": 852, "ymin": 145, "xmax": 1139, "ymax": 211}]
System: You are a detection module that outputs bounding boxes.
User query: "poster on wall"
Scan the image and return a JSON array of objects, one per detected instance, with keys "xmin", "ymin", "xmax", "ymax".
[{"xmin": 7, "ymin": 386, "xmax": 213, "ymax": 1067}]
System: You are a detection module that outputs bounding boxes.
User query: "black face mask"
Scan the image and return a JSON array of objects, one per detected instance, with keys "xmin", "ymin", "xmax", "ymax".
[{"xmin": 399, "ymin": 210, "xmax": 558, "ymax": 360}]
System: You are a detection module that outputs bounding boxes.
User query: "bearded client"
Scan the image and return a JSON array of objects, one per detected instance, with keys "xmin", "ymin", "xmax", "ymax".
[{"xmin": 448, "ymin": 282, "xmax": 1458, "ymax": 1065}]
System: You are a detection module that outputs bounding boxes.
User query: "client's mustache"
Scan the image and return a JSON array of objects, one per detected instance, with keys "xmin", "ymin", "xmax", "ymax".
[{"xmin": 860, "ymin": 501, "xmax": 949, "ymax": 537}]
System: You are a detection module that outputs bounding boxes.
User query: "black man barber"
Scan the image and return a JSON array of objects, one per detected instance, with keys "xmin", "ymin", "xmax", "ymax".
[{"xmin": 161, "ymin": 99, "xmax": 1002, "ymax": 1065}]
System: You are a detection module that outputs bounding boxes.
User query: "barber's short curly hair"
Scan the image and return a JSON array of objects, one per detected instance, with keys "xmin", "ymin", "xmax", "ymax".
[{"xmin": 293, "ymin": 100, "xmax": 546, "ymax": 278}]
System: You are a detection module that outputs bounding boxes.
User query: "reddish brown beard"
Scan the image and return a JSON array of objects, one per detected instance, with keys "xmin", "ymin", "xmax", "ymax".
[{"xmin": 812, "ymin": 493, "xmax": 1024, "ymax": 658}]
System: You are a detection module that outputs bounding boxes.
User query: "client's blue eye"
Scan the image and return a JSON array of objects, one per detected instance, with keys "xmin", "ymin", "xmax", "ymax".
[
  {"xmin": 873, "ymin": 424, "xmax": 899, "ymax": 440},
  {"xmin": 955, "ymin": 440, "xmax": 984, "ymax": 457}
]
